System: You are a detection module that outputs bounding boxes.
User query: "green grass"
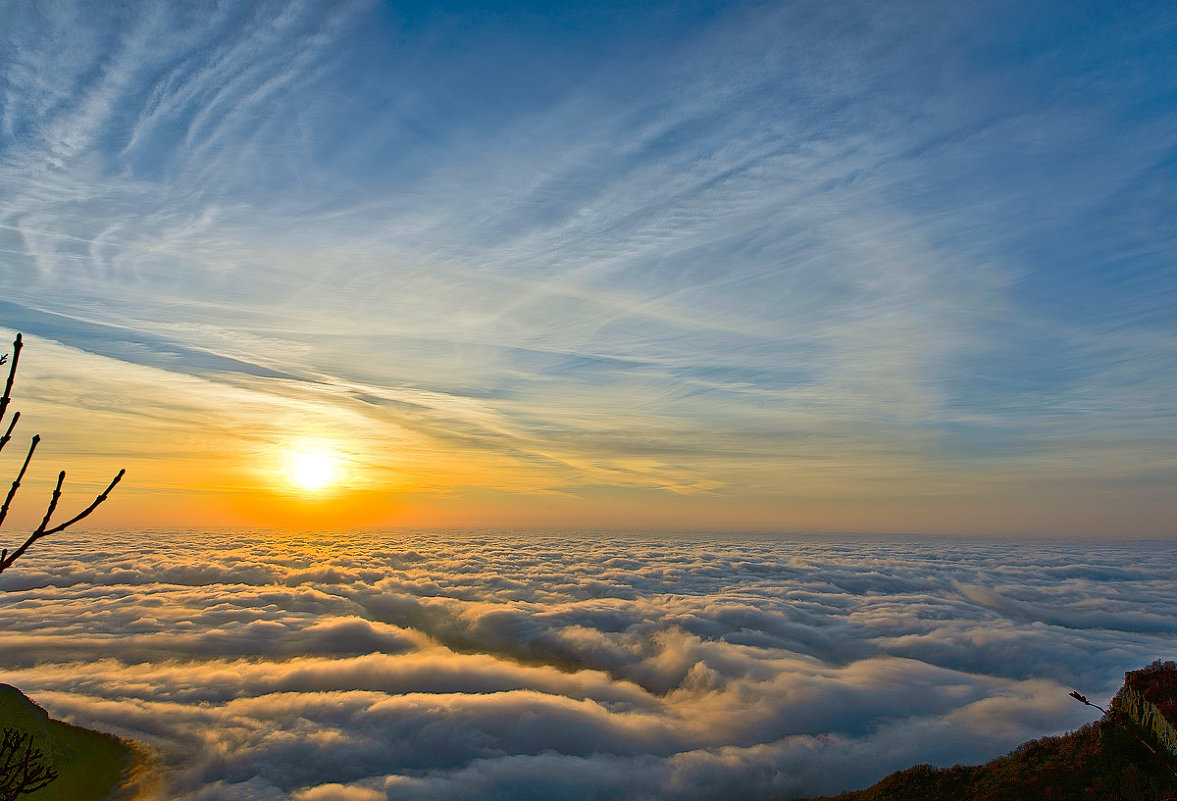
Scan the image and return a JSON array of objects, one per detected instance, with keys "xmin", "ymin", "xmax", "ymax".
[{"xmin": 0, "ymin": 684, "xmax": 131, "ymax": 801}]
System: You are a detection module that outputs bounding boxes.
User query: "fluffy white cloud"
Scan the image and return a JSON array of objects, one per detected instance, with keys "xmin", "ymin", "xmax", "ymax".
[{"xmin": 1, "ymin": 531, "xmax": 1173, "ymax": 800}]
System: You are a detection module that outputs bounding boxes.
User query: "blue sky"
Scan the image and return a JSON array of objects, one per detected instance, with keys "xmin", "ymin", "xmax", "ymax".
[{"xmin": 0, "ymin": 0, "xmax": 1175, "ymax": 533}]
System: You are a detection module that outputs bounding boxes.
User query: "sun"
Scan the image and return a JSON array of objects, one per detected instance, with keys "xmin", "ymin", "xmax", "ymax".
[{"xmin": 285, "ymin": 445, "xmax": 343, "ymax": 492}]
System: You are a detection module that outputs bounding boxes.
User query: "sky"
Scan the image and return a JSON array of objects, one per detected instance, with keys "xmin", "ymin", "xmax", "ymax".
[
  {"xmin": 0, "ymin": 0, "xmax": 1176, "ymax": 534},
  {"xmin": 2, "ymin": 531, "xmax": 1174, "ymax": 800}
]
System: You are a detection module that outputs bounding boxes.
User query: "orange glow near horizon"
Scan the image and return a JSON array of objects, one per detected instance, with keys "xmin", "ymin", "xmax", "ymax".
[{"xmin": 3, "ymin": 337, "xmax": 1175, "ymax": 540}]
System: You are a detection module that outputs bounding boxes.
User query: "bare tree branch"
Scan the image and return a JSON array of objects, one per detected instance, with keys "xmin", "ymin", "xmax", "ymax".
[
  {"xmin": 0, "ymin": 333, "xmax": 125, "ymax": 578},
  {"xmin": 0, "ymin": 412, "xmax": 19, "ymax": 458},
  {"xmin": 37, "ymin": 469, "xmax": 125, "ymax": 539},
  {"xmin": 34, "ymin": 471, "xmax": 66, "ymax": 536},
  {"xmin": 0, "ymin": 436, "xmax": 39, "ymax": 531},
  {"xmin": 0, "ymin": 728, "xmax": 58, "ymax": 801},
  {"xmin": 0, "ymin": 334, "xmax": 21, "ymax": 437}
]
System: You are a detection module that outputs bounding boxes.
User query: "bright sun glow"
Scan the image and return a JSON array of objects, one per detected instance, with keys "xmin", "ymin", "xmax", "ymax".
[{"xmin": 285, "ymin": 446, "xmax": 343, "ymax": 491}]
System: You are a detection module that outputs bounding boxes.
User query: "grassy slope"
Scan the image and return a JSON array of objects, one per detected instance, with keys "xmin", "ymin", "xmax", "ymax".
[{"xmin": 0, "ymin": 684, "xmax": 131, "ymax": 801}]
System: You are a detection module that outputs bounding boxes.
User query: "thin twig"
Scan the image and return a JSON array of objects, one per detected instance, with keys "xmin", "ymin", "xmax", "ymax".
[
  {"xmin": 0, "ymin": 728, "xmax": 59, "ymax": 797},
  {"xmin": 0, "ymin": 435, "xmax": 39, "ymax": 530},
  {"xmin": 0, "ymin": 333, "xmax": 21, "ymax": 432},
  {"xmin": 34, "ymin": 471, "xmax": 66, "ymax": 535},
  {"xmin": 1069, "ymin": 691, "xmax": 1106, "ymax": 714},
  {"xmin": 39, "ymin": 468, "xmax": 125, "ymax": 537},
  {"xmin": 0, "ymin": 333, "xmax": 126, "ymax": 578},
  {"xmin": 0, "ymin": 410, "xmax": 20, "ymax": 456},
  {"xmin": 0, "ymin": 469, "xmax": 125, "ymax": 575}
]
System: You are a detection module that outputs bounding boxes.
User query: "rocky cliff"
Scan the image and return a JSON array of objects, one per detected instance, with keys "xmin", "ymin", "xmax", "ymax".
[{"xmin": 789, "ymin": 660, "xmax": 1177, "ymax": 801}]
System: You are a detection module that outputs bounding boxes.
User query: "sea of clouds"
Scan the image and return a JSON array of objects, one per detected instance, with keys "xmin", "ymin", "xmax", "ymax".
[{"xmin": 0, "ymin": 531, "xmax": 1174, "ymax": 800}]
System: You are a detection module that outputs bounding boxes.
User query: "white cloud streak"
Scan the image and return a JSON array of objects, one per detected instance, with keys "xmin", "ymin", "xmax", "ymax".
[{"xmin": 1, "ymin": 0, "xmax": 1174, "ymax": 513}]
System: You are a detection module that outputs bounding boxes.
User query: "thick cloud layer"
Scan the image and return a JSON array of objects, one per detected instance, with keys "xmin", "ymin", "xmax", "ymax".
[{"xmin": 0, "ymin": 532, "xmax": 1173, "ymax": 800}]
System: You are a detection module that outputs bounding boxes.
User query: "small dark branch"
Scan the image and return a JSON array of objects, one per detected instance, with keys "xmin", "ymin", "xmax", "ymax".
[
  {"xmin": 34, "ymin": 471, "xmax": 66, "ymax": 535},
  {"xmin": 1069, "ymin": 690, "xmax": 1106, "ymax": 715},
  {"xmin": 0, "ymin": 334, "xmax": 22, "ymax": 434},
  {"xmin": 40, "ymin": 468, "xmax": 125, "ymax": 537},
  {"xmin": 0, "ymin": 731, "xmax": 18, "ymax": 775},
  {"xmin": 0, "ymin": 469, "xmax": 124, "ymax": 576},
  {"xmin": 0, "ymin": 333, "xmax": 125, "ymax": 579},
  {"xmin": 0, "ymin": 728, "xmax": 58, "ymax": 801},
  {"xmin": 0, "ymin": 435, "xmax": 39, "ymax": 530},
  {"xmin": 0, "ymin": 411, "xmax": 19, "ymax": 457}
]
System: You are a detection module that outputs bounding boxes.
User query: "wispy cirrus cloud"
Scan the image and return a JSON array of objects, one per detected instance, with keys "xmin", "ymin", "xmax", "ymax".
[{"xmin": 0, "ymin": 0, "xmax": 1175, "ymax": 529}]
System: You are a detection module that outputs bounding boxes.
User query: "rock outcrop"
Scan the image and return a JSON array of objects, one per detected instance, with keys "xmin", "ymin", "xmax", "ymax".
[
  {"xmin": 790, "ymin": 661, "xmax": 1177, "ymax": 801},
  {"xmin": 1118, "ymin": 660, "xmax": 1177, "ymax": 760}
]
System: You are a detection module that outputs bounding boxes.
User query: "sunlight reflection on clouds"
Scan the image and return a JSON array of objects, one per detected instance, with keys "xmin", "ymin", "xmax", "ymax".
[{"xmin": 1, "ymin": 532, "xmax": 1174, "ymax": 800}]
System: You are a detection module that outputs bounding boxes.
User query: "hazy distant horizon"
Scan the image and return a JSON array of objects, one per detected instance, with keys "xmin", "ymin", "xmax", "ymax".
[{"xmin": 59, "ymin": 526, "xmax": 1177, "ymax": 543}]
